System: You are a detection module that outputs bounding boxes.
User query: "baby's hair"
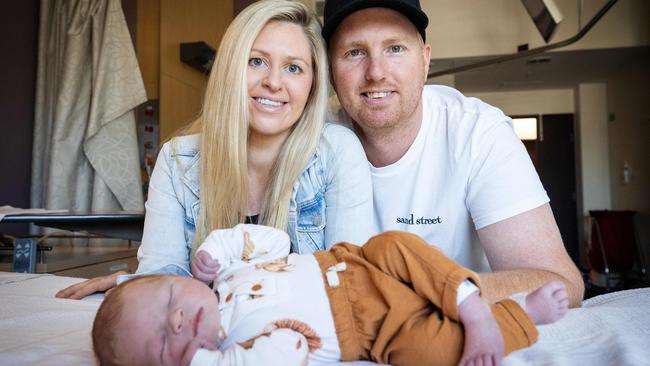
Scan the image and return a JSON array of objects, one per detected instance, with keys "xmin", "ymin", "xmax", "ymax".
[{"xmin": 92, "ymin": 275, "xmax": 166, "ymax": 366}]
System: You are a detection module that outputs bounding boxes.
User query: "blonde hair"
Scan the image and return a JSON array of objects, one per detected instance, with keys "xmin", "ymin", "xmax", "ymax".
[{"xmin": 176, "ymin": 0, "xmax": 327, "ymax": 252}]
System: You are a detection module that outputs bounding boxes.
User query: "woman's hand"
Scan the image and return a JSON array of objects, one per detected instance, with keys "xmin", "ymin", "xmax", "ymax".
[
  {"xmin": 191, "ymin": 250, "xmax": 220, "ymax": 285},
  {"xmin": 55, "ymin": 270, "xmax": 126, "ymax": 299}
]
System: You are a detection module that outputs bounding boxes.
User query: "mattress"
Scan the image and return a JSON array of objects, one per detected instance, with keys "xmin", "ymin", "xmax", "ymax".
[{"xmin": 0, "ymin": 272, "xmax": 648, "ymax": 365}]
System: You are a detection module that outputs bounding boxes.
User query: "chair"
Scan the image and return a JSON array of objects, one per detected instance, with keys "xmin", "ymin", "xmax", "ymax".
[{"xmin": 587, "ymin": 210, "xmax": 647, "ymax": 290}]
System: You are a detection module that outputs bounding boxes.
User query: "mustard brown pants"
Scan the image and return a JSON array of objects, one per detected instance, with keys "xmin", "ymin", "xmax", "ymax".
[{"xmin": 314, "ymin": 231, "xmax": 538, "ymax": 366}]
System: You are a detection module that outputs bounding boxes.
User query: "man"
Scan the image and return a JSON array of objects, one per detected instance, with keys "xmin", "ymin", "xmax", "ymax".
[{"xmin": 322, "ymin": 0, "xmax": 584, "ymax": 306}]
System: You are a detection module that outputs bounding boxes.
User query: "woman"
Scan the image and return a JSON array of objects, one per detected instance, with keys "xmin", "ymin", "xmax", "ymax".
[{"xmin": 57, "ymin": 0, "xmax": 373, "ymax": 298}]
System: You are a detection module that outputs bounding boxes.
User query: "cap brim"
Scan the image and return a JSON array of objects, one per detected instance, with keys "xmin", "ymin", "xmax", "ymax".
[{"xmin": 322, "ymin": 0, "xmax": 429, "ymax": 43}]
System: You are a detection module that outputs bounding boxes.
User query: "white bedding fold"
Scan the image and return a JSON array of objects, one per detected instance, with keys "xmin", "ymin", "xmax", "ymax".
[{"xmin": 1, "ymin": 272, "xmax": 648, "ymax": 366}]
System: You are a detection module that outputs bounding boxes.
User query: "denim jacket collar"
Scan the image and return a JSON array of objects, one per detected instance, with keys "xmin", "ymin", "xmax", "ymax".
[{"xmin": 180, "ymin": 151, "xmax": 201, "ymax": 198}]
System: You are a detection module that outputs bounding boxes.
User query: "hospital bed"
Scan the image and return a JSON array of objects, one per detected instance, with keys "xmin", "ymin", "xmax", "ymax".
[{"xmin": 0, "ymin": 271, "xmax": 648, "ymax": 365}]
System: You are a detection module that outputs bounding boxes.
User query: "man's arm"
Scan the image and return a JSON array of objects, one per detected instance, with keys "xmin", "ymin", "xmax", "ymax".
[{"xmin": 477, "ymin": 204, "xmax": 584, "ymax": 307}]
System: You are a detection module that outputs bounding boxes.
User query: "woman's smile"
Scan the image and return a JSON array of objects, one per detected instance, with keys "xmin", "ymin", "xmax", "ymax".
[{"xmin": 252, "ymin": 96, "xmax": 289, "ymax": 111}]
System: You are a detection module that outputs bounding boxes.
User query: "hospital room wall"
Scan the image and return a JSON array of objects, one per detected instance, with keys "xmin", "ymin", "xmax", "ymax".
[
  {"xmin": 468, "ymin": 58, "xmax": 650, "ymax": 272},
  {"xmin": 158, "ymin": 0, "xmax": 233, "ymax": 140},
  {"xmin": 606, "ymin": 62, "xmax": 650, "ymax": 270},
  {"xmin": 423, "ymin": 0, "xmax": 650, "ymax": 59},
  {"xmin": 0, "ymin": 1, "xmax": 39, "ymax": 236},
  {"xmin": 135, "ymin": 0, "xmax": 234, "ymax": 141}
]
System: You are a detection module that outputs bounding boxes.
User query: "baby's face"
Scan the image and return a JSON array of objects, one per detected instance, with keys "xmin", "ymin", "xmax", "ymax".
[{"xmin": 115, "ymin": 275, "xmax": 222, "ymax": 366}]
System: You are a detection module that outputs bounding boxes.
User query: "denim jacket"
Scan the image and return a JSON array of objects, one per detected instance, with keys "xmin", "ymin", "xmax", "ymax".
[{"xmin": 136, "ymin": 123, "xmax": 374, "ymax": 275}]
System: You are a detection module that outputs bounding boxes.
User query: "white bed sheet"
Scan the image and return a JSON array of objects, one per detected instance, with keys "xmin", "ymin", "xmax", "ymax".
[
  {"xmin": 505, "ymin": 287, "xmax": 650, "ymax": 366},
  {"xmin": 0, "ymin": 273, "xmax": 99, "ymax": 366},
  {"xmin": 0, "ymin": 272, "xmax": 648, "ymax": 366}
]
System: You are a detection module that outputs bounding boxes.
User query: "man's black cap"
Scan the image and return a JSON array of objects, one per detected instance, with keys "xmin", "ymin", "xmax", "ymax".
[{"xmin": 322, "ymin": 0, "xmax": 429, "ymax": 44}]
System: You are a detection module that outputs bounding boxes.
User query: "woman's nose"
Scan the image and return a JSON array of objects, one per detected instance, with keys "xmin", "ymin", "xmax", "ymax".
[
  {"xmin": 168, "ymin": 308, "xmax": 184, "ymax": 334},
  {"xmin": 262, "ymin": 68, "xmax": 282, "ymax": 91}
]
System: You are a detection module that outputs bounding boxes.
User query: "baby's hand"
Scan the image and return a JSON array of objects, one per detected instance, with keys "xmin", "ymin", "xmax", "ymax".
[
  {"xmin": 181, "ymin": 338, "xmax": 217, "ymax": 366},
  {"xmin": 191, "ymin": 250, "xmax": 221, "ymax": 285}
]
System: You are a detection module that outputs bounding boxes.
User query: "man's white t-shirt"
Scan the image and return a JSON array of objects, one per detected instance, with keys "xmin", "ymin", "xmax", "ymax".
[{"xmin": 361, "ymin": 85, "xmax": 549, "ymax": 271}]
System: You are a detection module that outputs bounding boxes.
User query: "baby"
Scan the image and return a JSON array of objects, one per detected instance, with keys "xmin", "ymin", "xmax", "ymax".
[{"xmin": 92, "ymin": 225, "xmax": 569, "ymax": 366}]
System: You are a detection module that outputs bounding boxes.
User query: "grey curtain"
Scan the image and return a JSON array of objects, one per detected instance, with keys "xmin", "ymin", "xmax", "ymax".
[{"xmin": 31, "ymin": 0, "xmax": 147, "ymax": 213}]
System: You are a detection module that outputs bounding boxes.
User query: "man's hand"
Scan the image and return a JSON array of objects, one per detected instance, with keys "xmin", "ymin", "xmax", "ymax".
[
  {"xmin": 191, "ymin": 250, "xmax": 221, "ymax": 285},
  {"xmin": 55, "ymin": 271, "xmax": 126, "ymax": 299}
]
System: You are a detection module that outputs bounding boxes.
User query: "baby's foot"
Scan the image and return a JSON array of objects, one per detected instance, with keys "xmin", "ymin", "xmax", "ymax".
[
  {"xmin": 458, "ymin": 293, "xmax": 504, "ymax": 366},
  {"xmin": 525, "ymin": 281, "xmax": 569, "ymax": 325}
]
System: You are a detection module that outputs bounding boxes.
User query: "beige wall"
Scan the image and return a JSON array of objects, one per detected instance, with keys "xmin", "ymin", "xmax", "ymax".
[
  {"xmin": 574, "ymin": 83, "xmax": 611, "ymax": 266},
  {"xmin": 576, "ymin": 83, "xmax": 611, "ymax": 214},
  {"xmin": 606, "ymin": 58, "xmax": 650, "ymax": 268},
  {"xmin": 136, "ymin": 0, "xmax": 160, "ymax": 99},
  {"xmin": 137, "ymin": 0, "xmax": 234, "ymax": 140},
  {"xmin": 467, "ymin": 89, "xmax": 574, "ymax": 116},
  {"xmin": 424, "ymin": 0, "xmax": 650, "ymax": 59},
  {"xmin": 137, "ymin": 0, "xmax": 233, "ymax": 140},
  {"xmin": 428, "ymin": 74, "xmax": 456, "ymax": 88},
  {"xmin": 159, "ymin": 0, "xmax": 233, "ymax": 140},
  {"xmin": 565, "ymin": 0, "xmax": 650, "ymax": 51}
]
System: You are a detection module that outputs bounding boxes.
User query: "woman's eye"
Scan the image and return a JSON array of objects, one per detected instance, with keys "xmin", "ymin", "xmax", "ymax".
[
  {"xmin": 286, "ymin": 64, "xmax": 302, "ymax": 74},
  {"xmin": 248, "ymin": 57, "xmax": 265, "ymax": 67}
]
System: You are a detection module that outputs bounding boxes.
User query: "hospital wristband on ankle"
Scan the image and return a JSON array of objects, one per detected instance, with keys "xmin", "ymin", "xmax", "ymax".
[{"xmin": 456, "ymin": 279, "xmax": 480, "ymax": 305}]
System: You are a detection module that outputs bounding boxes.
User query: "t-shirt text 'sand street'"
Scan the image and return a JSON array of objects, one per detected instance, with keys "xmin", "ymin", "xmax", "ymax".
[{"xmin": 396, "ymin": 214, "xmax": 442, "ymax": 225}]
